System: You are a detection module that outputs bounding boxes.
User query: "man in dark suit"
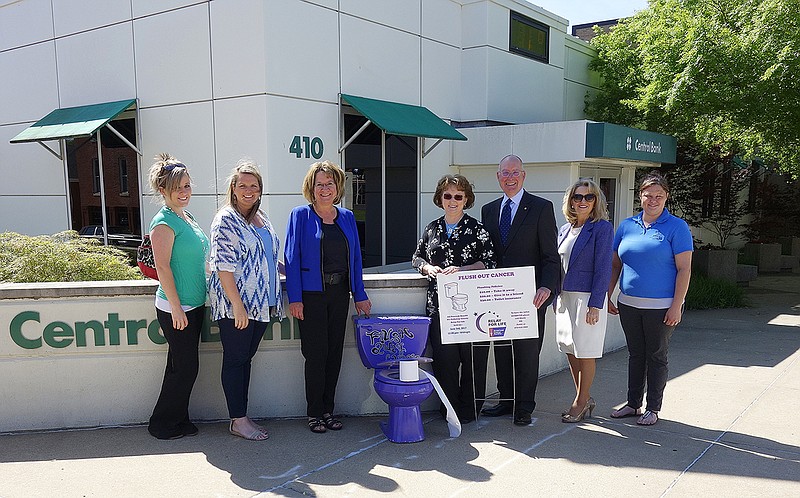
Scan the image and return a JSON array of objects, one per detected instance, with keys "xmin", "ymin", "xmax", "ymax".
[{"xmin": 476, "ymin": 154, "xmax": 559, "ymax": 426}]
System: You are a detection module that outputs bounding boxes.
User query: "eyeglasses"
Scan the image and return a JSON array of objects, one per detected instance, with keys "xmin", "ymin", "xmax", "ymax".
[
  {"xmin": 500, "ymin": 170, "xmax": 523, "ymax": 178},
  {"xmin": 163, "ymin": 162, "xmax": 185, "ymax": 172},
  {"xmin": 315, "ymin": 182, "xmax": 336, "ymax": 190},
  {"xmin": 571, "ymin": 193, "xmax": 597, "ymax": 202},
  {"xmin": 442, "ymin": 193, "xmax": 464, "ymax": 201}
]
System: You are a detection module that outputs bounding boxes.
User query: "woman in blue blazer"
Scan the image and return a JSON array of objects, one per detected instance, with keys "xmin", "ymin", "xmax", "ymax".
[
  {"xmin": 285, "ymin": 161, "xmax": 371, "ymax": 434},
  {"xmin": 555, "ymin": 179, "xmax": 613, "ymax": 422}
]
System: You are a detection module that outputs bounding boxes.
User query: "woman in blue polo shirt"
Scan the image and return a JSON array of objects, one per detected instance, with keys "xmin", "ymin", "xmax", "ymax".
[{"xmin": 607, "ymin": 172, "xmax": 693, "ymax": 426}]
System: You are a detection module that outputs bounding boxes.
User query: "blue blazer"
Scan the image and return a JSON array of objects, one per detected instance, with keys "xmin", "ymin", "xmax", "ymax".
[
  {"xmin": 557, "ymin": 218, "xmax": 613, "ymax": 309},
  {"xmin": 284, "ymin": 204, "xmax": 368, "ymax": 304}
]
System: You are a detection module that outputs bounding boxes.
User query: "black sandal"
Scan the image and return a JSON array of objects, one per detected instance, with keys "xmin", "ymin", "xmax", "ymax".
[
  {"xmin": 322, "ymin": 414, "xmax": 343, "ymax": 431},
  {"xmin": 308, "ymin": 417, "xmax": 327, "ymax": 433}
]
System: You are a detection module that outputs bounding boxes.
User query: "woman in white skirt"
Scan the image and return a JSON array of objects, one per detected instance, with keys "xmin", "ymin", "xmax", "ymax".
[{"xmin": 555, "ymin": 179, "xmax": 613, "ymax": 422}]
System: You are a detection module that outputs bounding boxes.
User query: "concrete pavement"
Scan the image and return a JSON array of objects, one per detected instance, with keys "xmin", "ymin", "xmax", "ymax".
[{"xmin": 1, "ymin": 274, "xmax": 798, "ymax": 497}]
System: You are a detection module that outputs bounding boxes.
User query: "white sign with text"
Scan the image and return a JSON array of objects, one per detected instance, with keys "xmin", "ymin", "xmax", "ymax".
[{"xmin": 436, "ymin": 266, "xmax": 538, "ymax": 344}]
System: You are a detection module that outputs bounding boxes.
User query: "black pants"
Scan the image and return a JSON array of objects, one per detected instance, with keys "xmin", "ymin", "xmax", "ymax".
[
  {"xmin": 618, "ymin": 303, "xmax": 676, "ymax": 412},
  {"xmin": 218, "ymin": 317, "xmax": 269, "ymax": 418},
  {"xmin": 298, "ymin": 282, "xmax": 351, "ymax": 418},
  {"xmin": 428, "ymin": 311, "xmax": 487, "ymax": 419},
  {"xmin": 473, "ymin": 305, "xmax": 547, "ymax": 414},
  {"xmin": 148, "ymin": 306, "xmax": 204, "ymax": 439}
]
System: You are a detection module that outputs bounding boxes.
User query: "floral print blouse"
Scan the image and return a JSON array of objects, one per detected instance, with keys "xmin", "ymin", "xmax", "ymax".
[{"xmin": 412, "ymin": 213, "xmax": 496, "ymax": 315}]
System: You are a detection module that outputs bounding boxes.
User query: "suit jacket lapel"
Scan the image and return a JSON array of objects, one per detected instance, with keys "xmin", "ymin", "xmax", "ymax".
[
  {"xmin": 568, "ymin": 220, "xmax": 594, "ymax": 268},
  {"xmin": 506, "ymin": 192, "xmax": 532, "ymax": 245},
  {"xmin": 484, "ymin": 198, "xmax": 503, "ymax": 254}
]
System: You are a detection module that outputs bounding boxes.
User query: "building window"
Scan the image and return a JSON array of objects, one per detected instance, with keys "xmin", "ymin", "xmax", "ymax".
[
  {"xmin": 92, "ymin": 158, "xmax": 100, "ymax": 194},
  {"xmin": 510, "ymin": 11, "xmax": 549, "ymax": 63},
  {"xmin": 87, "ymin": 206, "xmax": 102, "ymax": 225},
  {"xmin": 115, "ymin": 207, "xmax": 129, "ymax": 228},
  {"xmin": 119, "ymin": 157, "xmax": 128, "ymax": 195}
]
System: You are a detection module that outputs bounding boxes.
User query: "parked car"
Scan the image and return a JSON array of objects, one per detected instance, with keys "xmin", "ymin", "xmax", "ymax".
[{"xmin": 78, "ymin": 225, "xmax": 140, "ymax": 247}]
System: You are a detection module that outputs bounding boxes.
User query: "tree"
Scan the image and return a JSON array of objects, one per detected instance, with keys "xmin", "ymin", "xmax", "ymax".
[
  {"xmin": 664, "ymin": 147, "xmax": 753, "ymax": 248},
  {"xmin": 586, "ymin": 0, "xmax": 800, "ymax": 177}
]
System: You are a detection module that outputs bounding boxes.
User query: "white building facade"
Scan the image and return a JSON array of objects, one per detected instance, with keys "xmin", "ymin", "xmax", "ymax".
[
  {"xmin": 0, "ymin": 0, "xmax": 682, "ymax": 431},
  {"xmin": 1, "ymin": 0, "xmax": 674, "ymax": 259}
]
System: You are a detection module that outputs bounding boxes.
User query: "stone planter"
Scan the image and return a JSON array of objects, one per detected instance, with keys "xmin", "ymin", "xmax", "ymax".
[
  {"xmin": 692, "ymin": 249, "xmax": 738, "ymax": 282},
  {"xmin": 743, "ymin": 243, "xmax": 782, "ymax": 273}
]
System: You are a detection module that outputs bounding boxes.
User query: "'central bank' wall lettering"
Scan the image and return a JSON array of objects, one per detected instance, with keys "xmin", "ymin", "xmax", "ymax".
[{"xmin": 7, "ymin": 310, "xmax": 296, "ymax": 350}]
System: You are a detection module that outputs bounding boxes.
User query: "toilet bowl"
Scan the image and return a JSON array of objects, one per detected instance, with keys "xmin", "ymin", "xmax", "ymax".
[
  {"xmin": 451, "ymin": 293, "xmax": 468, "ymax": 311},
  {"xmin": 353, "ymin": 315, "xmax": 434, "ymax": 443}
]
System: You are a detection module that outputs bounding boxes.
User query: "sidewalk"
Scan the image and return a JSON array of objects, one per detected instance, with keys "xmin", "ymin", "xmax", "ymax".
[{"xmin": 1, "ymin": 274, "xmax": 798, "ymax": 497}]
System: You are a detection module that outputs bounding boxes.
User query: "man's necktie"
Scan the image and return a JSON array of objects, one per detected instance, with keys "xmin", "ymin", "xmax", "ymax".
[{"xmin": 500, "ymin": 199, "xmax": 512, "ymax": 246}]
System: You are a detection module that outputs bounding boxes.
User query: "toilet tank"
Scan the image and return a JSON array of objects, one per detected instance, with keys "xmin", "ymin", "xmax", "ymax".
[{"xmin": 352, "ymin": 315, "xmax": 431, "ymax": 368}]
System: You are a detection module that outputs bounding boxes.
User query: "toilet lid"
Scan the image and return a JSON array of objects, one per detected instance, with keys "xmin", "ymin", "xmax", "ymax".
[
  {"xmin": 376, "ymin": 356, "xmax": 433, "ymax": 369},
  {"xmin": 375, "ymin": 368, "xmax": 432, "ymax": 386}
]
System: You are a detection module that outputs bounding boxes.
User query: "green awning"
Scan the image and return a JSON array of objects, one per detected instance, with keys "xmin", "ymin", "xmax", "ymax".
[
  {"xmin": 341, "ymin": 94, "xmax": 466, "ymax": 141},
  {"xmin": 585, "ymin": 122, "xmax": 677, "ymax": 164},
  {"xmin": 10, "ymin": 99, "xmax": 136, "ymax": 143}
]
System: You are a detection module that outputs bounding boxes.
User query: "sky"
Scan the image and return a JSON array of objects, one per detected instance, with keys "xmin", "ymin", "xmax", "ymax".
[{"xmin": 527, "ymin": 0, "xmax": 650, "ymax": 29}]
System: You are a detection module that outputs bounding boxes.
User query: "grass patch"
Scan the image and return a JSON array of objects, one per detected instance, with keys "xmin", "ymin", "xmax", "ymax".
[
  {"xmin": 0, "ymin": 231, "xmax": 142, "ymax": 283},
  {"xmin": 685, "ymin": 273, "xmax": 746, "ymax": 310}
]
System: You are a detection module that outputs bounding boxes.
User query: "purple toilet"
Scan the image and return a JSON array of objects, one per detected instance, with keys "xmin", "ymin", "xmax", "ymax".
[{"xmin": 353, "ymin": 315, "xmax": 434, "ymax": 443}]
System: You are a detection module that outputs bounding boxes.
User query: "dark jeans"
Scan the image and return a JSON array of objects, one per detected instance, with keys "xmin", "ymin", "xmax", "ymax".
[
  {"xmin": 298, "ymin": 282, "xmax": 351, "ymax": 418},
  {"xmin": 148, "ymin": 306, "xmax": 204, "ymax": 439},
  {"xmin": 618, "ymin": 302, "xmax": 676, "ymax": 412},
  {"xmin": 473, "ymin": 305, "xmax": 547, "ymax": 414},
  {"xmin": 429, "ymin": 311, "xmax": 486, "ymax": 419},
  {"xmin": 218, "ymin": 317, "xmax": 269, "ymax": 419}
]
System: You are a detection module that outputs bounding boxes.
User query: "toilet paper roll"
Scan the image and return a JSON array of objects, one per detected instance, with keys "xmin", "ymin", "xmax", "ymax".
[
  {"xmin": 399, "ymin": 360, "xmax": 419, "ymax": 382},
  {"xmin": 419, "ymin": 370, "xmax": 461, "ymax": 438}
]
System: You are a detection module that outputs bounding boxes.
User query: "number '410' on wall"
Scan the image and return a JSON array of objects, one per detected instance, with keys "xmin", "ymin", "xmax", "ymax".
[{"xmin": 289, "ymin": 136, "xmax": 324, "ymax": 159}]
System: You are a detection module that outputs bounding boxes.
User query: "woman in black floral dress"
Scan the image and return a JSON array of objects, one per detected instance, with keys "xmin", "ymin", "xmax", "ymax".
[{"xmin": 412, "ymin": 174, "xmax": 496, "ymax": 423}]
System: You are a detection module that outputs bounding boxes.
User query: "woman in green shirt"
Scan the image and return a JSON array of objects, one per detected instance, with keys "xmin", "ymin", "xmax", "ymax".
[{"xmin": 146, "ymin": 153, "xmax": 209, "ymax": 440}]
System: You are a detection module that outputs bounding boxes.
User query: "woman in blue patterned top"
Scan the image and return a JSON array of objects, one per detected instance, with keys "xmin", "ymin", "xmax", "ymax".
[
  {"xmin": 209, "ymin": 159, "xmax": 283, "ymax": 441},
  {"xmin": 412, "ymin": 174, "xmax": 496, "ymax": 424},
  {"xmin": 147, "ymin": 153, "xmax": 209, "ymax": 440}
]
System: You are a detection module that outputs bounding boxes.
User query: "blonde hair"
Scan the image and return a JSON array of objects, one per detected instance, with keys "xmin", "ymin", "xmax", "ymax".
[
  {"xmin": 224, "ymin": 158, "xmax": 264, "ymax": 223},
  {"xmin": 148, "ymin": 153, "xmax": 189, "ymax": 199},
  {"xmin": 562, "ymin": 178, "xmax": 609, "ymax": 225},
  {"xmin": 301, "ymin": 160, "xmax": 345, "ymax": 204}
]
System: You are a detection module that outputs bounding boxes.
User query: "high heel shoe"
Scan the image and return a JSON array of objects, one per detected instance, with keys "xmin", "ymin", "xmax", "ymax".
[{"xmin": 562, "ymin": 398, "xmax": 595, "ymax": 423}]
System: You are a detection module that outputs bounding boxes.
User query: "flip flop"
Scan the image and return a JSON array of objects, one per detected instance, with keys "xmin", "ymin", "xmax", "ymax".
[
  {"xmin": 610, "ymin": 405, "xmax": 642, "ymax": 418},
  {"xmin": 636, "ymin": 410, "xmax": 659, "ymax": 426}
]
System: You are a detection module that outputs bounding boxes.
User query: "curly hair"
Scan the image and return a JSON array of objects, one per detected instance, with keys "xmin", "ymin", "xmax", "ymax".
[{"xmin": 433, "ymin": 174, "xmax": 475, "ymax": 209}]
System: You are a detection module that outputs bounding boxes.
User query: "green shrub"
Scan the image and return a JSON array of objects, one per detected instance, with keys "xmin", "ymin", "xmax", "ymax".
[
  {"xmin": 0, "ymin": 231, "xmax": 142, "ymax": 283},
  {"xmin": 685, "ymin": 273, "xmax": 746, "ymax": 310}
]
